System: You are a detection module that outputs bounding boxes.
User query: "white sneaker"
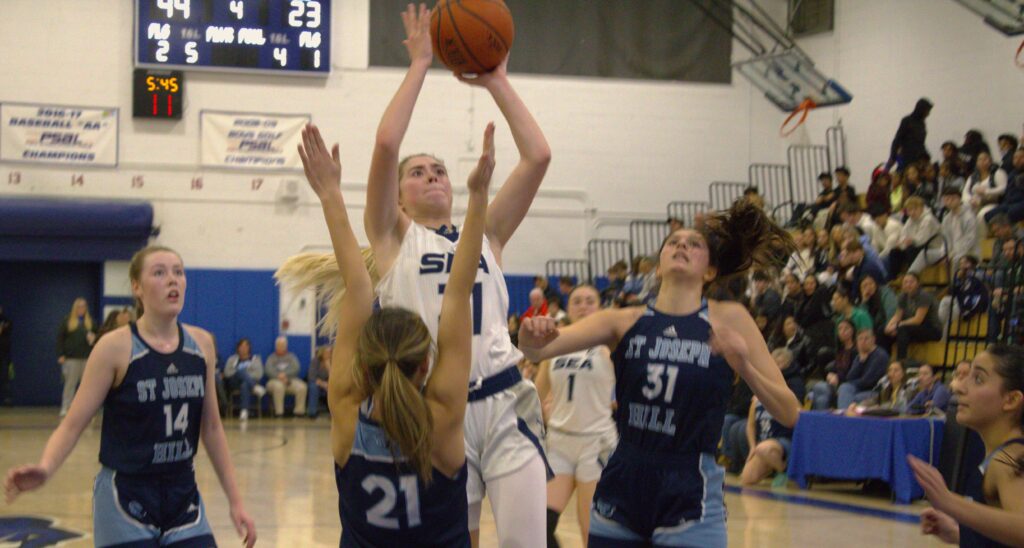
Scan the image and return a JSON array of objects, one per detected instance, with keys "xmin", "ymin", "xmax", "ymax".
[
  {"xmin": 253, "ymin": 385, "xmax": 266, "ymax": 397},
  {"xmin": 239, "ymin": 409, "xmax": 249, "ymax": 421}
]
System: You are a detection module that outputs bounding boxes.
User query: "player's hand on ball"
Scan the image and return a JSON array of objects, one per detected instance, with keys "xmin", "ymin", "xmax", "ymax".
[
  {"xmin": 4, "ymin": 464, "xmax": 49, "ymax": 503},
  {"xmin": 401, "ymin": 3, "xmax": 432, "ymax": 65},
  {"xmin": 467, "ymin": 123, "xmax": 495, "ymax": 194},
  {"xmin": 231, "ymin": 504, "xmax": 257, "ymax": 548},
  {"xmin": 298, "ymin": 124, "xmax": 343, "ymax": 202},
  {"xmin": 455, "ymin": 55, "xmax": 509, "ymax": 89}
]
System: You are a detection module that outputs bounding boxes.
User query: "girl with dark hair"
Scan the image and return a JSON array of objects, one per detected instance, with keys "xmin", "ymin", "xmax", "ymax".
[
  {"xmin": 810, "ymin": 319, "xmax": 857, "ymax": 410},
  {"xmin": 277, "ymin": 124, "xmax": 491, "ymax": 546},
  {"xmin": 909, "ymin": 344, "xmax": 1024, "ymax": 547},
  {"xmin": 960, "ymin": 130, "xmax": 992, "ymax": 175},
  {"xmin": 519, "ymin": 200, "xmax": 801, "ymax": 547},
  {"xmin": 795, "ymin": 274, "xmax": 834, "ymax": 356}
]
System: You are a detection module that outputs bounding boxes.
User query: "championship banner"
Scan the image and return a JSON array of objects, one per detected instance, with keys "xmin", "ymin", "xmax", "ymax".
[
  {"xmin": 201, "ymin": 111, "xmax": 309, "ymax": 170},
  {"xmin": 0, "ymin": 103, "xmax": 119, "ymax": 167}
]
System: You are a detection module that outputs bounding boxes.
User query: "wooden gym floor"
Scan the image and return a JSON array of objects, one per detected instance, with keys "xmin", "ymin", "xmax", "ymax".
[{"xmin": 0, "ymin": 408, "xmax": 946, "ymax": 546}]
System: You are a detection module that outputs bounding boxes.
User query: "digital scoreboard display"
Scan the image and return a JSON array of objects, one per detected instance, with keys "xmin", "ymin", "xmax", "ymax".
[
  {"xmin": 133, "ymin": 69, "xmax": 184, "ymax": 119},
  {"xmin": 134, "ymin": 0, "xmax": 330, "ymax": 76}
]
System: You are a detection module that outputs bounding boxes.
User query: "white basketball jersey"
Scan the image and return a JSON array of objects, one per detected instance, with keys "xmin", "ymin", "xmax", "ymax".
[
  {"xmin": 547, "ymin": 346, "xmax": 616, "ymax": 434},
  {"xmin": 375, "ymin": 222, "xmax": 522, "ymax": 379}
]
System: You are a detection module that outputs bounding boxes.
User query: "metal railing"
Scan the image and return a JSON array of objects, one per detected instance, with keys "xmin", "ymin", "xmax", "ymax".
[
  {"xmin": 666, "ymin": 201, "xmax": 708, "ymax": 228},
  {"xmin": 708, "ymin": 181, "xmax": 747, "ymax": 211},
  {"xmin": 826, "ymin": 124, "xmax": 847, "ymax": 171},
  {"xmin": 586, "ymin": 239, "xmax": 632, "ymax": 278},
  {"xmin": 749, "ymin": 163, "xmax": 793, "ymax": 224},
  {"xmin": 787, "ymin": 144, "xmax": 830, "ymax": 208},
  {"xmin": 629, "ymin": 220, "xmax": 670, "ymax": 259},
  {"xmin": 545, "ymin": 259, "xmax": 591, "ymax": 285}
]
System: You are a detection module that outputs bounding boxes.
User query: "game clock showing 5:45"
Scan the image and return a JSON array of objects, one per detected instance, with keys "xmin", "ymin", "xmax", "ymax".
[{"xmin": 133, "ymin": 69, "xmax": 184, "ymax": 119}]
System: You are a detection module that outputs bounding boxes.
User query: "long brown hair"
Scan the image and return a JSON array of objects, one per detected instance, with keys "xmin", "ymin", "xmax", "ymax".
[
  {"xmin": 354, "ymin": 307, "xmax": 436, "ymax": 482},
  {"xmin": 128, "ymin": 245, "xmax": 182, "ymax": 317},
  {"xmin": 699, "ymin": 199, "xmax": 796, "ymax": 285}
]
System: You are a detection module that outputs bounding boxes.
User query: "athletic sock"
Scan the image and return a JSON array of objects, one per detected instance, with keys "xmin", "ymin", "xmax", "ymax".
[{"xmin": 546, "ymin": 508, "xmax": 561, "ymax": 547}]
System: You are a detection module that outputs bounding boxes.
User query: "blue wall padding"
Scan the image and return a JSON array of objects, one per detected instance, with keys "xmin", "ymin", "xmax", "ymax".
[{"xmin": 0, "ymin": 197, "xmax": 153, "ymax": 261}]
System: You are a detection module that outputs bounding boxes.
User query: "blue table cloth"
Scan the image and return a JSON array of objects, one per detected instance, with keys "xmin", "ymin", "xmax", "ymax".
[{"xmin": 787, "ymin": 411, "xmax": 944, "ymax": 503}]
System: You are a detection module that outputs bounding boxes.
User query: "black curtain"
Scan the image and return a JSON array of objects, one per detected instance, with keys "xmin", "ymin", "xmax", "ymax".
[{"xmin": 369, "ymin": 1, "xmax": 732, "ymax": 83}]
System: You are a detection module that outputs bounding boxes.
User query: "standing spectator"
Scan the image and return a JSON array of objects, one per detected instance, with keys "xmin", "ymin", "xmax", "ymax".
[
  {"xmin": 959, "ymin": 129, "xmax": 991, "ymax": 175},
  {"xmin": 810, "ymin": 319, "xmax": 857, "ymax": 409},
  {"xmin": 520, "ymin": 288, "xmax": 548, "ymax": 321},
  {"xmin": 265, "ymin": 336, "xmax": 307, "ymax": 417},
  {"xmin": 983, "ymin": 148, "xmax": 1024, "ymax": 226},
  {"xmin": 906, "ymin": 363, "xmax": 951, "ymax": 415},
  {"xmin": 307, "ymin": 346, "xmax": 331, "ymax": 418},
  {"xmin": 223, "ymin": 338, "xmax": 266, "ymax": 421},
  {"xmin": 56, "ymin": 297, "xmax": 97, "ymax": 417},
  {"xmin": 887, "ymin": 98, "xmax": 933, "ymax": 171},
  {"xmin": 795, "ymin": 274, "xmax": 834, "ymax": 354},
  {"xmin": 0, "ymin": 305, "xmax": 10, "ymax": 406},
  {"xmin": 996, "ymin": 134, "xmax": 1018, "ymax": 175},
  {"xmin": 940, "ymin": 187, "xmax": 979, "ymax": 268},
  {"xmin": 886, "ymin": 272, "xmax": 943, "ymax": 359},
  {"xmin": 888, "ymin": 197, "xmax": 942, "ymax": 276},
  {"xmin": 837, "ymin": 329, "xmax": 891, "ymax": 409},
  {"xmin": 869, "ymin": 204, "xmax": 903, "ymax": 259}
]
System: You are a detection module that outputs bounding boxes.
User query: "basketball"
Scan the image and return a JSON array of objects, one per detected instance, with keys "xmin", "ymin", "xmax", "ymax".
[{"xmin": 431, "ymin": 0, "xmax": 515, "ymax": 74}]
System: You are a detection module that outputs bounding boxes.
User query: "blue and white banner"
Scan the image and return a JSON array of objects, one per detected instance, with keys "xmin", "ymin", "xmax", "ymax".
[
  {"xmin": 201, "ymin": 110, "xmax": 309, "ymax": 170},
  {"xmin": 0, "ymin": 103, "xmax": 119, "ymax": 167}
]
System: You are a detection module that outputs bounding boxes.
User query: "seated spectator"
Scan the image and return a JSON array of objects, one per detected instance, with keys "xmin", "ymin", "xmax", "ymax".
[
  {"xmin": 771, "ymin": 316, "xmax": 812, "ymax": 377},
  {"xmin": 752, "ymin": 270, "xmax": 782, "ymax": 337},
  {"xmin": 841, "ymin": 239, "xmax": 888, "ymax": 301},
  {"xmin": 866, "ymin": 170, "xmax": 892, "ymax": 213},
  {"xmin": 520, "ymin": 288, "xmax": 548, "ymax": 321},
  {"xmin": 839, "ymin": 203, "xmax": 879, "ymax": 246},
  {"xmin": 809, "ymin": 171, "xmax": 839, "ymax": 227},
  {"xmin": 904, "ymin": 164, "xmax": 936, "ymax": 206},
  {"xmin": 906, "ymin": 363, "xmax": 951, "ymax": 415},
  {"xmin": 97, "ymin": 307, "xmax": 133, "ymax": 340},
  {"xmin": 988, "ymin": 213, "xmax": 1024, "ymax": 263},
  {"xmin": 939, "ymin": 141, "xmax": 968, "ymax": 178},
  {"xmin": 306, "ymin": 346, "xmax": 331, "ymax": 418},
  {"xmin": 869, "ymin": 205, "xmax": 902, "ymax": 259},
  {"xmin": 637, "ymin": 258, "xmax": 660, "ymax": 304},
  {"xmin": 779, "ymin": 273, "xmax": 804, "ymax": 319},
  {"xmin": 832, "ymin": 285, "xmax": 873, "ymax": 333},
  {"xmin": 962, "ymin": 151, "xmax": 1006, "ymax": 222},
  {"xmin": 224, "ymin": 337, "xmax": 266, "ymax": 421},
  {"xmin": 948, "ymin": 360, "xmax": 972, "ymax": 406},
  {"xmin": 837, "ymin": 329, "xmax": 890, "ymax": 409},
  {"xmin": 937, "ymin": 160, "xmax": 966, "ymax": 199},
  {"xmin": 600, "ymin": 260, "xmax": 627, "ymax": 307},
  {"xmin": 810, "ymin": 319, "xmax": 857, "ymax": 409},
  {"xmin": 939, "ymin": 255, "xmax": 987, "ymax": 331},
  {"xmin": 885, "ymin": 272, "xmax": 943, "ymax": 359},
  {"xmin": 667, "ymin": 216, "xmax": 685, "ymax": 233},
  {"xmin": 740, "ymin": 350, "xmax": 800, "ymax": 486},
  {"xmin": 783, "ymin": 227, "xmax": 816, "ymax": 279},
  {"xmin": 921, "ymin": 162, "xmax": 942, "ymax": 210},
  {"xmin": 546, "ymin": 295, "xmax": 567, "ymax": 324},
  {"xmin": 721, "ymin": 377, "xmax": 754, "ymax": 474},
  {"xmin": 888, "ymin": 197, "xmax": 942, "ymax": 275},
  {"xmin": 534, "ymin": 274, "xmax": 560, "ymax": 304},
  {"xmin": 996, "ymin": 134, "xmax": 1018, "ymax": 175},
  {"xmin": 795, "ymin": 274, "xmax": 834, "ymax": 354},
  {"xmin": 889, "ymin": 170, "xmax": 906, "ymax": 214},
  {"xmin": 812, "ymin": 228, "xmax": 833, "ymax": 275},
  {"xmin": 265, "ymin": 336, "xmax": 307, "ymax": 417},
  {"xmin": 855, "ymin": 360, "xmax": 912, "ymax": 414},
  {"xmin": 983, "ymin": 148, "xmax": 1024, "ymax": 227},
  {"xmin": 858, "ymin": 274, "xmax": 898, "ymax": 350},
  {"xmin": 940, "ymin": 187, "xmax": 979, "ymax": 268},
  {"xmin": 959, "ymin": 129, "xmax": 991, "ymax": 174},
  {"xmin": 621, "ymin": 256, "xmax": 655, "ymax": 305},
  {"xmin": 507, "ymin": 314, "xmax": 520, "ymax": 347}
]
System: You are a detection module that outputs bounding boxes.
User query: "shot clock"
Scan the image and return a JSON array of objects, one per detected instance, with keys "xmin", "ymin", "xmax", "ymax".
[
  {"xmin": 134, "ymin": 0, "xmax": 331, "ymax": 76},
  {"xmin": 133, "ymin": 69, "xmax": 184, "ymax": 119}
]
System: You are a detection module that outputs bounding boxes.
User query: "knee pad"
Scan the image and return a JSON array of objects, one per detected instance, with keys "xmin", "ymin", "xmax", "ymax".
[{"xmin": 546, "ymin": 508, "xmax": 561, "ymax": 547}]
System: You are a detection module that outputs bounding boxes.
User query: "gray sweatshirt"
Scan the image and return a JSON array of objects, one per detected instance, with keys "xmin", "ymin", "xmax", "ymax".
[
  {"xmin": 265, "ymin": 352, "xmax": 300, "ymax": 380},
  {"xmin": 224, "ymin": 354, "xmax": 264, "ymax": 381}
]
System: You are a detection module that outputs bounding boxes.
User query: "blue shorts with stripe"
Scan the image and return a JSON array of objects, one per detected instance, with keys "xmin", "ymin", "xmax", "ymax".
[
  {"xmin": 92, "ymin": 466, "xmax": 215, "ymax": 547},
  {"xmin": 588, "ymin": 444, "xmax": 726, "ymax": 547}
]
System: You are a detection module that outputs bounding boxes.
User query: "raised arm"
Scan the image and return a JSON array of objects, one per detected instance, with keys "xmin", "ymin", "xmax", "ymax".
[
  {"xmin": 364, "ymin": 3, "xmax": 432, "ymax": 262},
  {"xmin": 425, "ymin": 123, "xmax": 495, "ymax": 430},
  {"xmin": 298, "ymin": 125, "xmax": 374, "ymax": 463},
  {"xmin": 191, "ymin": 327, "xmax": 255, "ymax": 548},
  {"xmin": 456, "ymin": 57, "xmax": 552, "ymax": 259},
  {"xmin": 5, "ymin": 330, "xmax": 122, "ymax": 502},
  {"xmin": 711, "ymin": 301, "xmax": 801, "ymax": 428}
]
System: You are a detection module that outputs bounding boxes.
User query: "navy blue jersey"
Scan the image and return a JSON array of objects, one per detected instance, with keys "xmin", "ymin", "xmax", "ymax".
[
  {"xmin": 960, "ymin": 437, "xmax": 1024, "ymax": 548},
  {"xmin": 609, "ymin": 302, "xmax": 733, "ymax": 454},
  {"xmin": 754, "ymin": 401, "xmax": 793, "ymax": 443},
  {"xmin": 336, "ymin": 402, "xmax": 469, "ymax": 548},
  {"xmin": 99, "ymin": 323, "xmax": 206, "ymax": 476}
]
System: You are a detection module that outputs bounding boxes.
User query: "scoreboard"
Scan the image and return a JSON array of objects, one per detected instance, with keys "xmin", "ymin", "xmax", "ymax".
[{"xmin": 134, "ymin": 0, "xmax": 330, "ymax": 76}]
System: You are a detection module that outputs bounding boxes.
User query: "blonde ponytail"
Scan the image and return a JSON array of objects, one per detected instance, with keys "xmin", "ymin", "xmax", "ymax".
[
  {"xmin": 378, "ymin": 359, "xmax": 434, "ymax": 483},
  {"xmin": 274, "ymin": 248, "xmax": 379, "ymax": 338}
]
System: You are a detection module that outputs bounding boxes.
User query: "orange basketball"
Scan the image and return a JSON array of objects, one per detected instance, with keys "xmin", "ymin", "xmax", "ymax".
[{"xmin": 431, "ymin": 0, "xmax": 515, "ymax": 74}]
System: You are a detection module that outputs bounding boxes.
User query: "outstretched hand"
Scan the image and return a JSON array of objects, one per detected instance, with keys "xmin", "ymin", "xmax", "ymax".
[
  {"xmin": 920, "ymin": 508, "xmax": 960, "ymax": 544},
  {"xmin": 908, "ymin": 454, "xmax": 956, "ymax": 513},
  {"xmin": 518, "ymin": 316, "xmax": 559, "ymax": 352},
  {"xmin": 4, "ymin": 464, "xmax": 49, "ymax": 503},
  {"xmin": 467, "ymin": 122, "xmax": 495, "ymax": 194},
  {"xmin": 455, "ymin": 55, "xmax": 509, "ymax": 89},
  {"xmin": 297, "ymin": 124, "xmax": 342, "ymax": 202},
  {"xmin": 401, "ymin": 3, "xmax": 432, "ymax": 65}
]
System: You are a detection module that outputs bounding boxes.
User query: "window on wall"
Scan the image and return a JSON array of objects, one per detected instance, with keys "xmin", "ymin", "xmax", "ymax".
[
  {"xmin": 789, "ymin": 0, "xmax": 834, "ymax": 37},
  {"xmin": 369, "ymin": 0, "xmax": 733, "ymax": 84}
]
